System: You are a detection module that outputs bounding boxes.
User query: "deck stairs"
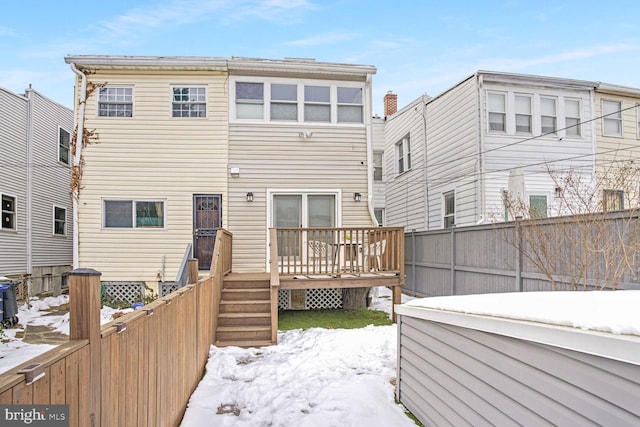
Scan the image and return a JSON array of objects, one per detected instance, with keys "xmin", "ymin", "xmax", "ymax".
[{"xmin": 215, "ymin": 274, "xmax": 274, "ymax": 348}]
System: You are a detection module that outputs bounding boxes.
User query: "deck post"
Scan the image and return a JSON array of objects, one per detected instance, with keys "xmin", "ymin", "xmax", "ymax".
[
  {"xmin": 69, "ymin": 268, "xmax": 102, "ymax": 426},
  {"xmin": 188, "ymin": 259, "xmax": 199, "ymax": 284}
]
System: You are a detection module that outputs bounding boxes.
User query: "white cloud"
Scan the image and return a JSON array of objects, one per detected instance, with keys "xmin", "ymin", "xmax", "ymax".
[
  {"xmin": 285, "ymin": 32, "xmax": 357, "ymax": 47},
  {"xmin": 0, "ymin": 25, "xmax": 20, "ymax": 38}
]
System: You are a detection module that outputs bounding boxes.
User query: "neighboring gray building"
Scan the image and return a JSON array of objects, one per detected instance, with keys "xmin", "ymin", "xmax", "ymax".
[
  {"xmin": 372, "ymin": 114, "xmax": 385, "ymax": 225},
  {"xmin": 0, "ymin": 85, "xmax": 73, "ymax": 295},
  {"xmin": 384, "ymin": 71, "xmax": 598, "ymax": 231}
]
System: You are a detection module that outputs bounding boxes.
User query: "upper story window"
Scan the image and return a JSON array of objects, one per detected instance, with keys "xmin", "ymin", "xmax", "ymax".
[
  {"xmin": 540, "ymin": 97, "xmax": 557, "ymax": 134},
  {"xmin": 304, "ymin": 85, "xmax": 331, "ymax": 122},
  {"xmin": 337, "ymin": 87, "xmax": 363, "ymax": 123},
  {"xmin": 53, "ymin": 206, "xmax": 66, "ymax": 236},
  {"xmin": 565, "ymin": 99, "xmax": 581, "ymax": 137},
  {"xmin": 1, "ymin": 194, "xmax": 16, "ymax": 230},
  {"xmin": 443, "ymin": 190, "xmax": 455, "ymax": 228},
  {"xmin": 515, "ymin": 95, "xmax": 532, "ymax": 133},
  {"xmin": 104, "ymin": 199, "xmax": 165, "ymax": 229},
  {"xmin": 172, "ymin": 87, "xmax": 206, "ymax": 117},
  {"xmin": 271, "ymin": 84, "xmax": 298, "ymax": 121},
  {"xmin": 232, "ymin": 79, "xmax": 365, "ymax": 124},
  {"xmin": 602, "ymin": 100, "xmax": 622, "ymax": 137},
  {"xmin": 236, "ymin": 82, "xmax": 264, "ymax": 120},
  {"xmin": 488, "ymin": 92, "xmax": 506, "ymax": 132},
  {"xmin": 373, "ymin": 151, "xmax": 383, "ymax": 181},
  {"xmin": 58, "ymin": 127, "xmax": 70, "ymax": 164},
  {"xmin": 396, "ymin": 135, "xmax": 411, "ymax": 174},
  {"xmin": 98, "ymin": 86, "xmax": 133, "ymax": 117}
]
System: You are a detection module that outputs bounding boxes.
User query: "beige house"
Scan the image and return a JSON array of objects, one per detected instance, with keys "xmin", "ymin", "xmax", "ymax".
[
  {"xmin": 64, "ymin": 56, "xmax": 378, "ymax": 287},
  {"xmin": 593, "ymin": 83, "xmax": 640, "ymax": 210}
]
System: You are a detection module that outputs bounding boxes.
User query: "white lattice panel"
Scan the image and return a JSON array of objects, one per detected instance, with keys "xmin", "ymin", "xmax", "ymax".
[
  {"xmin": 278, "ymin": 289, "xmax": 291, "ymax": 310},
  {"xmin": 102, "ymin": 282, "xmax": 144, "ymax": 305},
  {"xmin": 305, "ymin": 288, "xmax": 342, "ymax": 309}
]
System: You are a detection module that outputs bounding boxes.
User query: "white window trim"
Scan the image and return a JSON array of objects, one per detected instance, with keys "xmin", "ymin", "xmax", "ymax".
[
  {"xmin": 395, "ymin": 134, "xmax": 411, "ymax": 176},
  {"xmin": 102, "ymin": 198, "xmax": 167, "ymax": 230},
  {"xmin": 373, "ymin": 151, "xmax": 384, "ymax": 182},
  {"xmin": 514, "ymin": 93, "xmax": 532, "ymax": 134},
  {"xmin": 53, "ymin": 205, "xmax": 67, "ymax": 236},
  {"xmin": 540, "ymin": 96, "xmax": 558, "ymax": 135},
  {"xmin": 57, "ymin": 126, "xmax": 71, "ymax": 166},
  {"xmin": 1, "ymin": 193, "xmax": 17, "ymax": 231},
  {"xmin": 563, "ymin": 98, "xmax": 582, "ymax": 138},
  {"xmin": 97, "ymin": 86, "xmax": 134, "ymax": 118},
  {"xmin": 442, "ymin": 188, "xmax": 456, "ymax": 229},
  {"xmin": 265, "ymin": 188, "xmax": 343, "ymax": 270},
  {"xmin": 602, "ymin": 99, "xmax": 623, "ymax": 137},
  {"xmin": 170, "ymin": 86, "xmax": 207, "ymax": 118},
  {"xmin": 229, "ymin": 76, "xmax": 365, "ymax": 126},
  {"xmin": 527, "ymin": 193, "xmax": 550, "ymax": 219},
  {"xmin": 487, "ymin": 91, "xmax": 507, "ymax": 133}
]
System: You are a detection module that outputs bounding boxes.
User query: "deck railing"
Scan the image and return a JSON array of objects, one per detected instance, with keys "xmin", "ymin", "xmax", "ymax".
[{"xmin": 271, "ymin": 227, "xmax": 405, "ymax": 276}]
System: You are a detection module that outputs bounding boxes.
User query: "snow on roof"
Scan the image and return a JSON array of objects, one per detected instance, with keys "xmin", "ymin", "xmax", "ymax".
[{"xmin": 404, "ymin": 290, "xmax": 640, "ymax": 337}]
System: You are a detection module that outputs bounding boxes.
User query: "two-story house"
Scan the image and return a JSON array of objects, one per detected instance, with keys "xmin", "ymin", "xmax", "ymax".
[
  {"xmin": 64, "ymin": 55, "xmax": 379, "ymax": 290},
  {"xmin": 0, "ymin": 85, "xmax": 73, "ymax": 295},
  {"xmin": 384, "ymin": 71, "xmax": 598, "ymax": 230},
  {"xmin": 593, "ymin": 83, "xmax": 640, "ymax": 210}
]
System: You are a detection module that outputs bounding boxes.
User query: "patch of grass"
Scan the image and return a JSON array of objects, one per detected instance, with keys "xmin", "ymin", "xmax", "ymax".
[{"xmin": 278, "ymin": 308, "xmax": 392, "ymax": 331}]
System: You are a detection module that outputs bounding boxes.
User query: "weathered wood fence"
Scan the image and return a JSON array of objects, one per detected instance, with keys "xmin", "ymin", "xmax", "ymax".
[
  {"xmin": 0, "ymin": 229, "xmax": 234, "ymax": 427},
  {"xmin": 405, "ymin": 210, "xmax": 640, "ymax": 297}
]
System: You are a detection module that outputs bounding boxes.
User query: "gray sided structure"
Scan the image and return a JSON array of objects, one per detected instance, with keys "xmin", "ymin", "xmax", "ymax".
[
  {"xmin": 0, "ymin": 86, "xmax": 73, "ymax": 295},
  {"xmin": 396, "ymin": 304, "xmax": 640, "ymax": 426}
]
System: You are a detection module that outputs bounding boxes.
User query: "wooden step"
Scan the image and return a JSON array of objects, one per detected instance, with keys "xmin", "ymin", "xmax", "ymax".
[
  {"xmin": 219, "ymin": 300, "xmax": 270, "ymax": 313},
  {"xmin": 216, "ymin": 325, "xmax": 271, "ymax": 341},
  {"xmin": 223, "ymin": 280, "xmax": 270, "ymax": 290},
  {"xmin": 218, "ymin": 312, "xmax": 271, "ymax": 327},
  {"xmin": 222, "ymin": 288, "xmax": 270, "ymax": 301},
  {"xmin": 214, "ymin": 339, "xmax": 274, "ymax": 348}
]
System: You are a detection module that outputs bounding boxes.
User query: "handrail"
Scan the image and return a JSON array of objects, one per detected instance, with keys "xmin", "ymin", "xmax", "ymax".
[
  {"xmin": 268, "ymin": 228, "xmax": 281, "ymax": 343},
  {"xmin": 174, "ymin": 243, "xmax": 193, "ymax": 286}
]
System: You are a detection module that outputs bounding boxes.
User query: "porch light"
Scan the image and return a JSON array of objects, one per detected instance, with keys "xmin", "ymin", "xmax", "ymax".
[
  {"xmin": 246, "ymin": 192, "xmax": 254, "ymax": 202},
  {"xmin": 354, "ymin": 192, "xmax": 362, "ymax": 202}
]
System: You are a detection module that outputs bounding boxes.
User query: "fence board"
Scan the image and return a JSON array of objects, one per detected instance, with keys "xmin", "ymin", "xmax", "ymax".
[
  {"xmin": 65, "ymin": 350, "xmax": 79, "ymax": 427},
  {"xmin": 33, "ymin": 366, "xmax": 50, "ymax": 403}
]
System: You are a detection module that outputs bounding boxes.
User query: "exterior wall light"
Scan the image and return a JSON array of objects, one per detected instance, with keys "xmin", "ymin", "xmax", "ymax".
[
  {"xmin": 246, "ymin": 192, "xmax": 254, "ymax": 202},
  {"xmin": 354, "ymin": 192, "xmax": 362, "ymax": 202}
]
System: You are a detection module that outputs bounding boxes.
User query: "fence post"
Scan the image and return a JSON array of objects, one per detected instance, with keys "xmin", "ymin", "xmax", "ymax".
[
  {"xmin": 411, "ymin": 230, "xmax": 416, "ymax": 296},
  {"xmin": 188, "ymin": 259, "xmax": 199, "ymax": 284},
  {"xmin": 515, "ymin": 218, "xmax": 523, "ymax": 292},
  {"xmin": 450, "ymin": 225, "xmax": 456, "ymax": 296},
  {"xmin": 69, "ymin": 268, "xmax": 101, "ymax": 427}
]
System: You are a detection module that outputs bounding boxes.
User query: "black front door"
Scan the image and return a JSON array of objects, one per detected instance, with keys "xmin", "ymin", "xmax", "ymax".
[{"xmin": 193, "ymin": 194, "xmax": 221, "ymax": 270}]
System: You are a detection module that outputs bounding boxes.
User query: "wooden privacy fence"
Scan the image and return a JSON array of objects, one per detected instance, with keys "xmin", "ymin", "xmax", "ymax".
[
  {"xmin": 405, "ymin": 210, "xmax": 640, "ymax": 297},
  {"xmin": 0, "ymin": 228, "xmax": 234, "ymax": 427}
]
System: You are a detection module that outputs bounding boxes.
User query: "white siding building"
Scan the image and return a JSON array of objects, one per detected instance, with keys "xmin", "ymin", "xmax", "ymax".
[
  {"xmin": 0, "ymin": 86, "xmax": 73, "ymax": 295},
  {"xmin": 384, "ymin": 71, "xmax": 598, "ymax": 231}
]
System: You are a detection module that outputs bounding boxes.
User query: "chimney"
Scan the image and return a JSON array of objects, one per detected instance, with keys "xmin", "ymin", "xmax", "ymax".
[{"xmin": 384, "ymin": 91, "xmax": 397, "ymax": 117}]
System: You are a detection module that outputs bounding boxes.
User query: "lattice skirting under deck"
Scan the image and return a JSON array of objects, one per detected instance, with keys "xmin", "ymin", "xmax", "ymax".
[{"xmin": 278, "ymin": 288, "xmax": 343, "ymax": 310}]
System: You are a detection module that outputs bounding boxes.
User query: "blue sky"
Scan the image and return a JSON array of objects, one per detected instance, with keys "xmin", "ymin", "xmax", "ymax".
[{"xmin": 2, "ymin": 0, "xmax": 639, "ymax": 114}]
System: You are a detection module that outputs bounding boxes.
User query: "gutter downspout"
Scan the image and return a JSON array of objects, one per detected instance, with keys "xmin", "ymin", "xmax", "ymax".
[
  {"xmin": 365, "ymin": 73, "xmax": 378, "ymax": 225},
  {"xmin": 476, "ymin": 73, "xmax": 486, "ymax": 225},
  {"xmin": 25, "ymin": 86, "xmax": 34, "ymax": 280},
  {"xmin": 421, "ymin": 96, "xmax": 429, "ymax": 230},
  {"xmin": 69, "ymin": 63, "xmax": 87, "ymax": 269}
]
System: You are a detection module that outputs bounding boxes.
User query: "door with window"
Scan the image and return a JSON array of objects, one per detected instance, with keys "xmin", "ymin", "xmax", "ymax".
[
  {"xmin": 193, "ymin": 194, "xmax": 222, "ymax": 270},
  {"xmin": 273, "ymin": 193, "xmax": 336, "ymax": 257}
]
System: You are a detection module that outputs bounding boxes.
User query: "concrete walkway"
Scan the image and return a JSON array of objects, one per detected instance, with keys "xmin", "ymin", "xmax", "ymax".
[{"xmin": 22, "ymin": 325, "xmax": 68, "ymax": 345}]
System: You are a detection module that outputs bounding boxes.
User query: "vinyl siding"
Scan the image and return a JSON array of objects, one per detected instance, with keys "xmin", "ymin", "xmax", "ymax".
[
  {"xmin": 398, "ymin": 313, "xmax": 640, "ymax": 426},
  {"xmin": 481, "ymin": 82, "xmax": 594, "ymax": 219},
  {"xmin": 78, "ymin": 70, "xmax": 229, "ymax": 281},
  {"xmin": 424, "ymin": 77, "xmax": 479, "ymax": 229},
  {"xmin": 28, "ymin": 90, "xmax": 73, "ymax": 267},
  {"xmin": 227, "ymin": 123, "xmax": 372, "ymax": 271},
  {"xmin": 371, "ymin": 117, "xmax": 385, "ymax": 211},
  {"xmin": 384, "ymin": 97, "xmax": 427, "ymax": 231},
  {"xmin": 0, "ymin": 87, "xmax": 28, "ymax": 274}
]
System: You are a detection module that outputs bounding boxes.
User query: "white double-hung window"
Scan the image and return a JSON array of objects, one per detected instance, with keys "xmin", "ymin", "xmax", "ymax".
[
  {"xmin": 337, "ymin": 87, "xmax": 363, "ymax": 123},
  {"xmin": 565, "ymin": 99, "xmax": 581, "ymax": 137},
  {"xmin": 488, "ymin": 92, "xmax": 506, "ymax": 132},
  {"xmin": 602, "ymin": 100, "xmax": 622, "ymax": 137},
  {"xmin": 98, "ymin": 86, "xmax": 133, "ymax": 117},
  {"xmin": 540, "ymin": 97, "xmax": 557, "ymax": 134},
  {"xmin": 515, "ymin": 95, "xmax": 532, "ymax": 133},
  {"xmin": 396, "ymin": 135, "xmax": 411, "ymax": 174},
  {"xmin": 271, "ymin": 84, "xmax": 298, "ymax": 121},
  {"xmin": 304, "ymin": 85, "xmax": 331, "ymax": 122},
  {"xmin": 172, "ymin": 87, "xmax": 206, "ymax": 117},
  {"xmin": 236, "ymin": 82, "xmax": 264, "ymax": 120}
]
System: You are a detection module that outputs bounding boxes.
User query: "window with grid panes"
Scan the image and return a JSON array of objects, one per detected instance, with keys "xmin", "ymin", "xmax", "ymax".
[
  {"xmin": 54, "ymin": 206, "xmax": 66, "ymax": 235},
  {"xmin": 172, "ymin": 87, "xmax": 206, "ymax": 117},
  {"xmin": 98, "ymin": 87, "xmax": 133, "ymax": 117}
]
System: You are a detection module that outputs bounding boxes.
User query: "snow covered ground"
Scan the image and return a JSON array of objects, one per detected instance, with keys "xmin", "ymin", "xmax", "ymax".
[
  {"xmin": 181, "ymin": 287, "xmax": 417, "ymax": 426},
  {"xmin": 0, "ymin": 295, "xmax": 129, "ymax": 374}
]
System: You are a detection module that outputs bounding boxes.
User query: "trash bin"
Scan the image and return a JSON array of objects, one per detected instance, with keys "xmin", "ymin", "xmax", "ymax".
[
  {"xmin": 0, "ymin": 284, "xmax": 7, "ymax": 321},
  {"xmin": 0, "ymin": 280, "xmax": 19, "ymax": 327}
]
